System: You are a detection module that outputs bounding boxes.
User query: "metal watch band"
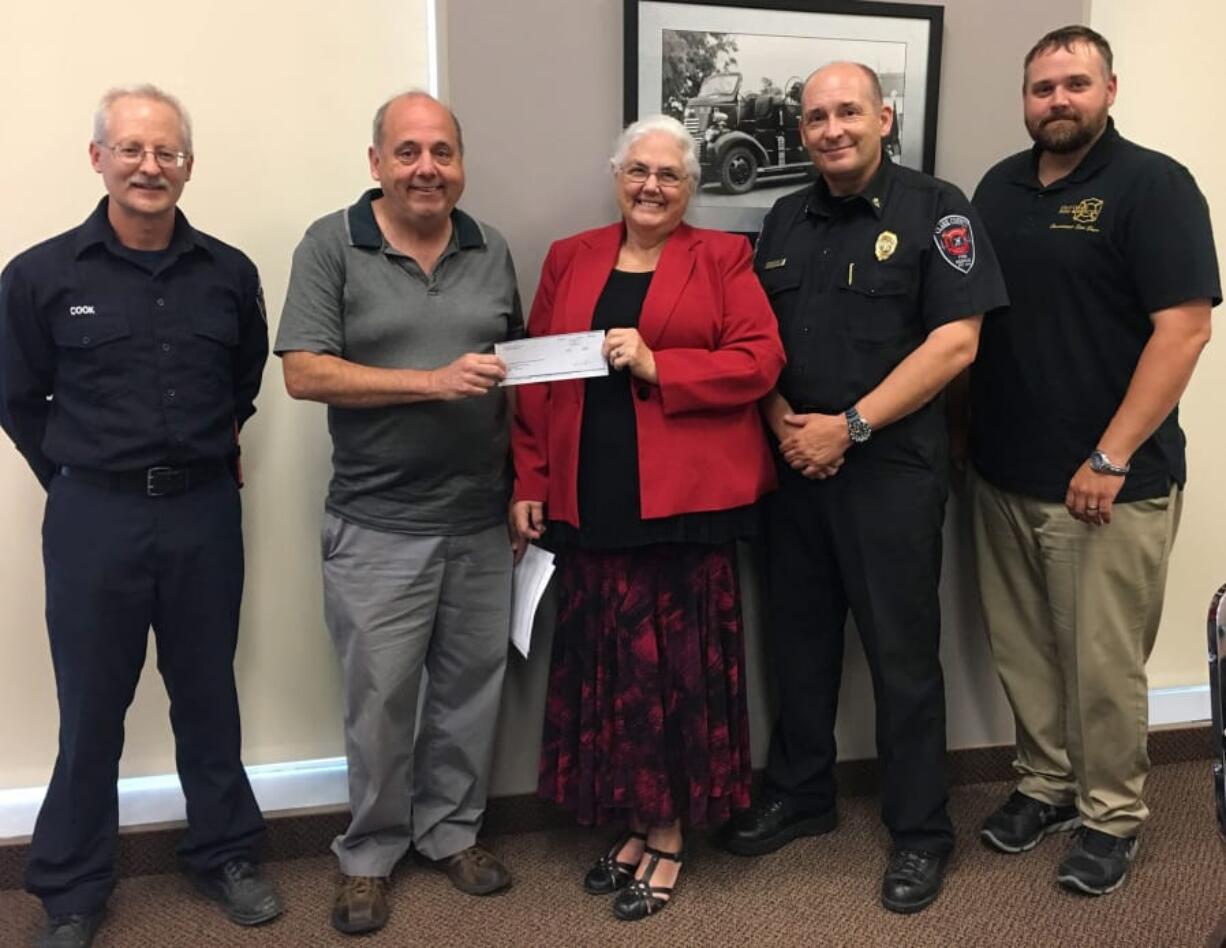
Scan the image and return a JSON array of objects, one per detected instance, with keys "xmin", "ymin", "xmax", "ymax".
[
  {"xmin": 845, "ymin": 406, "xmax": 872, "ymax": 444},
  {"xmin": 1089, "ymin": 449, "xmax": 1130, "ymax": 476}
]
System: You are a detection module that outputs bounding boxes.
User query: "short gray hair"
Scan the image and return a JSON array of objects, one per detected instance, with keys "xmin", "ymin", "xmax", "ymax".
[
  {"xmin": 610, "ymin": 114, "xmax": 700, "ymax": 188},
  {"xmin": 372, "ymin": 90, "xmax": 464, "ymax": 154},
  {"xmin": 93, "ymin": 84, "xmax": 193, "ymax": 153}
]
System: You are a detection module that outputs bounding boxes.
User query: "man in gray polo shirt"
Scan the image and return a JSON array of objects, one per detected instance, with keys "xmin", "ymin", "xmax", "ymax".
[{"xmin": 276, "ymin": 91, "xmax": 521, "ymax": 935}]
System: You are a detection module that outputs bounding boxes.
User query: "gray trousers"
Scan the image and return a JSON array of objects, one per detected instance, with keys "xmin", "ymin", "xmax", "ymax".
[{"xmin": 321, "ymin": 513, "xmax": 512, "ymax": 876}]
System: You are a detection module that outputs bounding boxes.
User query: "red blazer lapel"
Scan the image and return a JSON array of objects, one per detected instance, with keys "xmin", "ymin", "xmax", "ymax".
[
  {"xmin": 560, "ymin": 223, "xmax": 622, "ymax": 333},
  {"xmin": 639, "ymin": 222, "xmax": 698, "ymax": 348}
]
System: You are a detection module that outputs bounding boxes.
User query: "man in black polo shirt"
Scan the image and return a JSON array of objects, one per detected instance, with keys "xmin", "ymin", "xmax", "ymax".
[
  {"xmin": 719, "ymin": 62, "xmax": 1008, "ymax": 913},
  {"xmin": 0, "ymin": 86, "xmax": 279, "ymax": 947},
  {"xmin": 970, "ymin": 26, "xmax": 1218, "ymax": 896}
]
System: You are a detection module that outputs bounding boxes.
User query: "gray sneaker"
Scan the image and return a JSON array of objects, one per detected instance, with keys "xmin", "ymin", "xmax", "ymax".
[
  {"xmin": 980, "ymin": 790, "xmax": 1081, "ymax": 854},
  {"xmin": 1056, "ymin": 827, "xmax": 1138, "ymax": 895}
]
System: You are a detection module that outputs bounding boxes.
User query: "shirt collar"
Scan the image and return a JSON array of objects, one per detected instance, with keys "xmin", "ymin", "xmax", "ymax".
[
  {"xmin": 71, "ymin": 197, "xmax": 204, "ymax": 261},
  {"xmin": 72, "ymin": 197, "xmax": 204, "ymax": 260},
  {"xmin": 805, "ymin": 156, "xmax": 894, "ymax": 220},
  {"xmin": 346, "ymin": 188, "xmax": 486, "ymax": 252},
  {"xmin": 1015, "ymin": 116, "xmax": 1121, "ymax": 188}
]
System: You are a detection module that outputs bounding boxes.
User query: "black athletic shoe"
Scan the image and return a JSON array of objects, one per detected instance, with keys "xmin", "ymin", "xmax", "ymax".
[
  {"xmin": 1056, "ymin": 827, "xmax": 1138, "ymax": 896},
  {"xmin": 37, "ymin": 911, "xmax": 105, "ymax": 948},
  {"xmin": 980, "ymin": 790, "xmax": 1081, "ymax": 854}
]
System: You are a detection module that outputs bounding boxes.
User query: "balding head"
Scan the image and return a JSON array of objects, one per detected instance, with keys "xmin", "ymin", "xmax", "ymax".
[
  {"xmin": 372, "ymin": 90, "xmax": 464, "ymax": 154},
  {"xmin": 803, "ymin": 62, "xmax": 883, "ymax": 109}
]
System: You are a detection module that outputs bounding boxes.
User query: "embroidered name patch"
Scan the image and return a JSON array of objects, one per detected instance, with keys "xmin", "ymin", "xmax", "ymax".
[{"xmin": 933, "ymin": 215, "xmax": 975, "ymax": 273}]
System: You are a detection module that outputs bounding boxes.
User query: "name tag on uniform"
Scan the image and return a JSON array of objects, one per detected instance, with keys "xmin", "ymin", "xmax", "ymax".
[{"xmin": 763, "ymin": 258, "xmax": 787, "ymax": 270}]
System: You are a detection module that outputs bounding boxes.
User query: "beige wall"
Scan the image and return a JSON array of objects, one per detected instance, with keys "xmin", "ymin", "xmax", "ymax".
[
  {"xmin": 1088, "ymin": 0, "xmax": 1226, "ymax": 688},
  {"xmin": 0, "ymin": 1, "xmax": 431, "ymax": 788},
  {"xmin": 3, "ymin": 0, "xmax": 1218, "ymax": 802}
]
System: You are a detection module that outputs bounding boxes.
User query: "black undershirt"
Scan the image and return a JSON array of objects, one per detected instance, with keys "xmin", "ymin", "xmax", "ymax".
[{"xmin": 548, "ymin": 269, "xmax": 758, "ymax": 551}]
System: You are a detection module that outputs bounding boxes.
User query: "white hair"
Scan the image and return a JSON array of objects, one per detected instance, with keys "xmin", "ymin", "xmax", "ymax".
[
  {"xmin": 93, "ymin": 84, "xmax": 193, "ymax": 153},
  {"xmin": 610, "ymin": 114, "xmax": 700, "ymax": 188}
]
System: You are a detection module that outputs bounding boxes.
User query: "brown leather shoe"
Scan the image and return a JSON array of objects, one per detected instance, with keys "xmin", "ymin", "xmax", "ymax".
[
  {"xmin": 429, "ymin": 845, "xmax": 511, "ymax": 895},
  {"xmin": 331, "ymin": 875, "xmax": 389, "ymax": 935}
]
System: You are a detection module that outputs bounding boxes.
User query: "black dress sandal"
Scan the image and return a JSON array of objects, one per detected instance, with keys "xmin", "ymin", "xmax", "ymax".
[
  {"xmin": 583, "ymin": 831, "xmax": 648, "ymax": 894},
  {"xmin": 611, "ymin": 845, "xmax": 683, "ymax": 921}
]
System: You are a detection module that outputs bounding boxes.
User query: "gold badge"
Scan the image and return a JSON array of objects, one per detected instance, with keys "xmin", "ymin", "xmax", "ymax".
[
  {"xmin": 874, "ymin": 230, "xmax": 898, "ymax": 262},
  {"xmin": 1071, "ymin": 198, "xmax": 1104, "ymax": 223},
  {"xmin": 763, "ymin": 257, "xmax": 787, "ymax": 270}
]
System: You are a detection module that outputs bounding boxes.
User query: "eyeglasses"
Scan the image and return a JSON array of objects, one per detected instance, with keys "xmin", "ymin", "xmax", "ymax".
[
  {"xmin": 620, "ymin": 164, "xmax": 688, "ymax": 188},
  {"xmin": 98, "ymin": 142, "xmax": 190, "ymax": 169}
]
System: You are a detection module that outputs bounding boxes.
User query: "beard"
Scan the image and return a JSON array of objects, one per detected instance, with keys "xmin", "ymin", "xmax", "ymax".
[{"xmin": 1026, "ymin": 107, "xmax": 1108, "ymax": 154}]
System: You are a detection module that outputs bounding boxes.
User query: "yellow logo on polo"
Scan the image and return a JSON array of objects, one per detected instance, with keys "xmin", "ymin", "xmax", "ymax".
[
  {"xmin": 874, "ymin": 231, "xmax": 898, "ymax": 262},
  {"xmin": 1071, "ymin": 198, "xmax": 1104, "ymax": 224}
]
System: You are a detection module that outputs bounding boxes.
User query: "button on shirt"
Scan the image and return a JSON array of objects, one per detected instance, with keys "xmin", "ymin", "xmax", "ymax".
[
  {"xmin": 971, "ymin": 119, "xmax": 1221, "ymax": 502},
  {"xmin": 0, "ymin": 198, "xmax": 269, "ymax": 487},
  {"xmin": 755, "ymin": 159, "xmax": 1008, "ymax": 467}
]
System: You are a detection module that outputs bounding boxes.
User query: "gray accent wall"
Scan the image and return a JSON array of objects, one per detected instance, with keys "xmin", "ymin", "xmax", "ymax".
[{"xmin": 442, "ymin": 0, "xmax": 1088, "ymax": 796}]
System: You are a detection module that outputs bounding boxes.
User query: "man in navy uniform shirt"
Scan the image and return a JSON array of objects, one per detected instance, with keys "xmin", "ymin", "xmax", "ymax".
[
  {"xmin": 970, "ymin": 26, "xmax": 1218, "ymax": 896},
  {"xmin": 0, "ymin": 86, "xmax": 280, "ymax": 947},
  {"xmin": 719, "ymin": 62, "xmax": 1008, "ymax": 914}
]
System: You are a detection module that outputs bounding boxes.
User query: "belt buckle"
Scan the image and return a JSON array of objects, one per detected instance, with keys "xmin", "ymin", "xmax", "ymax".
[{"xmin": 145, "ymin": 465, "xmax": 184, "ymax": 497}]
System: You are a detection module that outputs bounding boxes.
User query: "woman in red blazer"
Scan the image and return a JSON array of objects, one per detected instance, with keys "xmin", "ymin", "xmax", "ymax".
[{"xmin": 511, "ymin": 114, "xmax": 784, "ymax": 922}]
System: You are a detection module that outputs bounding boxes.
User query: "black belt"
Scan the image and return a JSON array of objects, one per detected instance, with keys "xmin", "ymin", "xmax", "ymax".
[{"xmin": 58, "ymin": 462, "xmax": 230, "ymax": 497}]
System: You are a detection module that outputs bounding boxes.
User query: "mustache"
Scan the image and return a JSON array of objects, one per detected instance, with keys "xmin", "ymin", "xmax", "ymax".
[
  {"xmin": 129, "ymin": 176, "xmax": 169, "ymax": 189},
  {"xmin": 1042, "ymin": 109, "xmax": 1080, "ymax": 125}
]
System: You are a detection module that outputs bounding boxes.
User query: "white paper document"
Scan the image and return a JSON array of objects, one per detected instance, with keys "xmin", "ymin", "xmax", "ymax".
[
  {"xmin": 495, "ymin": 330, "xmax": 609, "ymax": 386},
  {"xmin": 510, "ymin": 544, "xmax": 555, "ymax": 658}
]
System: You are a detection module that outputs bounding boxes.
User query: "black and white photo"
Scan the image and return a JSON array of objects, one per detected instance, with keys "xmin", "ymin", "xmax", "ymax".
[{"xmin": 626, "ymin": 0, "xmax": 943, "ymax": 231}]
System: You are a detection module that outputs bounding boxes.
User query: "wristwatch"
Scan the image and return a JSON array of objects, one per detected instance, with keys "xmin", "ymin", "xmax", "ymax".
[
  {"xmin": 845, "ymin": 406, "xmax": 872, "ymax": 444},
  {"xmin": 1088, "ymin": 449, "xmax": 1130, "ymax": 476}
]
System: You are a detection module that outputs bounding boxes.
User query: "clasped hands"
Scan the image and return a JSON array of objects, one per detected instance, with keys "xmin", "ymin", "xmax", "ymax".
[{"xmin": 777, "ymin": 412, "xmax": 848, "ymax": 480}]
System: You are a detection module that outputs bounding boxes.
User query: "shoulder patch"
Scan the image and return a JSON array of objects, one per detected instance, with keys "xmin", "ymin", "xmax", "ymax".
[{"xmin": 933, "ymin": 215, "xmax": 975, "ymax": 273}]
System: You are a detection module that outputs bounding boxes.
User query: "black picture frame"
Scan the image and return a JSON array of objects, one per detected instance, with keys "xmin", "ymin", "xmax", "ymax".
[{"xmin": 625, "ymin": 0, "xmax": 944, "ymax": 232}]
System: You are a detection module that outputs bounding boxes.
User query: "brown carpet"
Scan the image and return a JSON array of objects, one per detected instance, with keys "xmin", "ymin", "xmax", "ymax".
[{"xmin": 3, "ymin": 759, "xmax": 1223, "ymax": 947}]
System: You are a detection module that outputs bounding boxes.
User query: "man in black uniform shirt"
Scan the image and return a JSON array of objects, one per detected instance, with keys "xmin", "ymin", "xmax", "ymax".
[
  {"xmin": 0, "ymin": 86, "xmax": 281, "ymax": 947},
  {"xmin": 969, "ymin": 26, "xmax": 1218, "ymax": 896},
  {"xmin": 719, "ymin": 62, "xmax": 1008, "ymax": 913}
]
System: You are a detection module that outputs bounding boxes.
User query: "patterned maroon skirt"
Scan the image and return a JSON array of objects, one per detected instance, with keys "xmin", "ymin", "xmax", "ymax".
[{"xmin": 537, "ymin": 543, "xmax": 753, "ymax": 827}]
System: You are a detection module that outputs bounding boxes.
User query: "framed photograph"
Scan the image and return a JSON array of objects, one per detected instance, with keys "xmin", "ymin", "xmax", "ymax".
[{"xmin": 625, "ymin": 0, "xmax": 944, "ymax": 232}]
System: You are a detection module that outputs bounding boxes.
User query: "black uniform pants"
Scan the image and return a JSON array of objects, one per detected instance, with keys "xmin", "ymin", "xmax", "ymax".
[
  {"xmin": 25, "ymin": 473, "xmax": 265, "ymax": 916},
  {"xmin": 762, "ymin": 458, "xmax": 954, "ymax": 854}
]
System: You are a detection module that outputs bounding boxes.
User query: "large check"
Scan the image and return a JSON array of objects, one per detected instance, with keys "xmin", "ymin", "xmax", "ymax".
[{"xmin": 495, "ymin": 330, "xmax": 609, "ymax": 386}]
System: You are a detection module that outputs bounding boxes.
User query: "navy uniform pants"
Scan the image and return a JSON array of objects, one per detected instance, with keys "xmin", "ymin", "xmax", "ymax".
[
  {"xmin": 25, "ymin": 472, "xmax": 266, "ymax": 916},
  {"xmin": 762, "ymin": 457, "xmax": 954, "ymax": 855}
]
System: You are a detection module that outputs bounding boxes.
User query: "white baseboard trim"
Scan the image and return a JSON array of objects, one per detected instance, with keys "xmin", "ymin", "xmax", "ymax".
[
  {"xmin": 1149, "ymin": 683, "xmax": 1211, "ymax": 727},
  {"xmin": 0, "ymin": 686, "xmax": 1211, "ymax": 842},
  {"xmin": 0, "ymin": 756, "xmax": 350, "ymax": 842}
]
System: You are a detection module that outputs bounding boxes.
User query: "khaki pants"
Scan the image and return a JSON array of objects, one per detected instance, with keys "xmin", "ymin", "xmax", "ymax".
[{"xmin": 970, "ymin": 471, "xmax": 1182, "ymax": 837}]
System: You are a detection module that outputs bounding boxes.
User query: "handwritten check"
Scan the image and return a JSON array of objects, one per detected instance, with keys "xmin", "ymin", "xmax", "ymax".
[{"xmin": 495, "ymin": 330, "xmax": 608, "ymax": 386}]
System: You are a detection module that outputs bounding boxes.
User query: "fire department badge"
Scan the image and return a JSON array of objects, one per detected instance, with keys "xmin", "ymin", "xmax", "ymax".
[
  {"xmin": 933, "ymin": 215, "xmax": 975, "ymax": 273},
  {"xmin": 874, "ymin": 231, "xmax": 898, "ymax": 262}
]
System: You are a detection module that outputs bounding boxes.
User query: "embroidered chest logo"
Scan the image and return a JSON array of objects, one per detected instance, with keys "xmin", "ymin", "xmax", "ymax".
[
  {"xmin": 68, "ymin": 305, "xmax": 96, "ymax": 316},
  {"xmin": 933, "ymin": 215, "xmax": 975, "ymax": 273},
  {"xmin": 874, "ymin": 231, "xmax": 898, "ymax": 262},
  {"xmin": 1051, "ymin": 197, "xmax": 1105, "ymax": 232}
]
